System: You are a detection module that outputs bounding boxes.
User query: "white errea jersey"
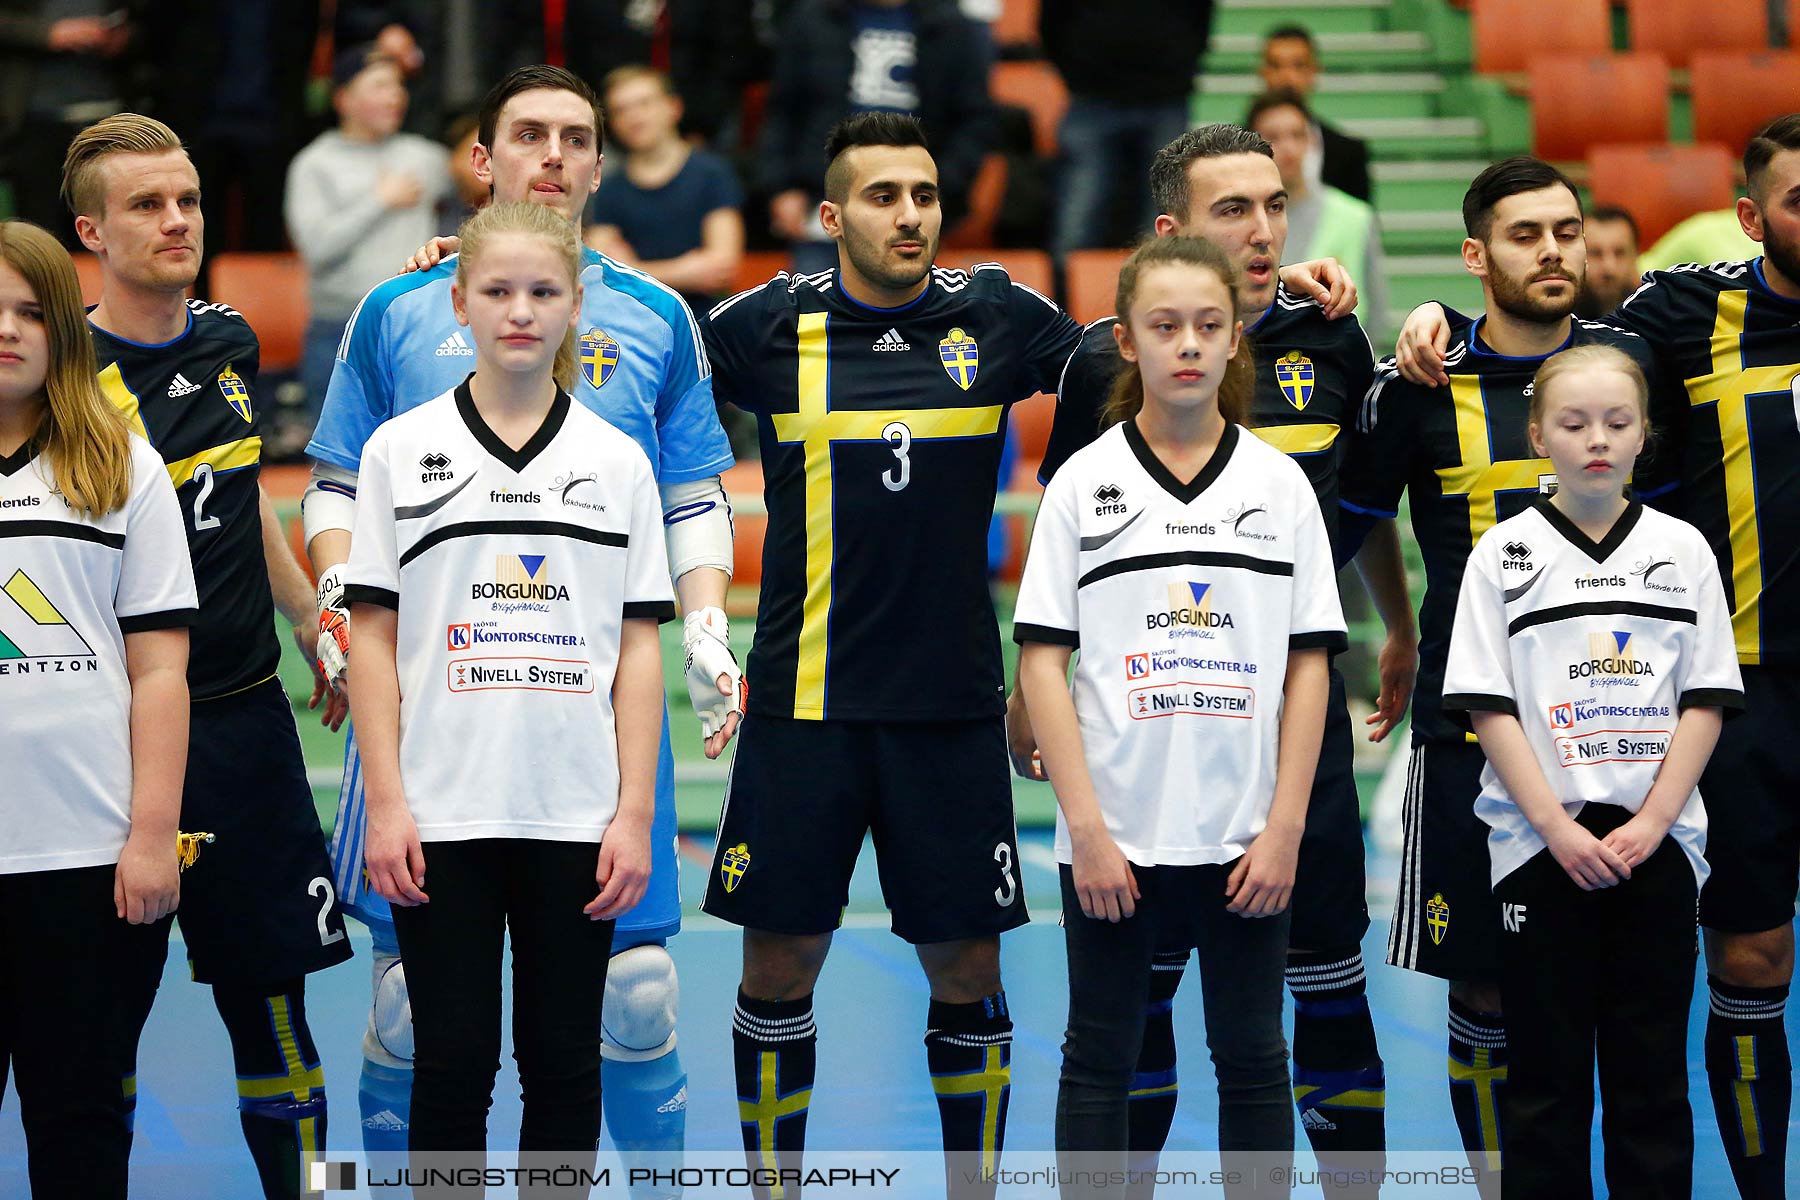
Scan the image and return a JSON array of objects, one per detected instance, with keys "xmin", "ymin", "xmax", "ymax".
[
  {"xmin": 344, "ymin": 381, "xmax": 677, "ymax": 843},
  {"xmin": 1014, "ymin": 421, "xmax": 1346, "ymax": 867},
  {"xmin": 1443, "ymin": 499, "xmax": 1744, "ymax": 888},
  {"xmin": 1, "ymin": 436, "xmax": 197, "ymax": 874}
]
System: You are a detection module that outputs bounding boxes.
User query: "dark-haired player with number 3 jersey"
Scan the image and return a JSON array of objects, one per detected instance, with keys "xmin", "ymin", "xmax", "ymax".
[
  {"xmin": 1030, "ymin": 124, "xmax": 1412, "ymax": 1195},
  {"xmin": 63, "ymin": 114, "xmax": 351, "ymax": 1200},
  {"xmin": 1394, "ymin": 118, "xmax": 1800, "ymax": 1200},
  {"xmin": 700, "ymin": 112, "xmax": 1083, "ymax": 1196}
]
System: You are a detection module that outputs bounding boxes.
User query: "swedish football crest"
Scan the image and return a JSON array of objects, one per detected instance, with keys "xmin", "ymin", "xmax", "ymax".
[
  {"xmin": 1426, "ymin": 892, "xmax": 1450, "ymax": 945},
  {"xmin": 720, "ymin": 842, "xmax": 751, "ymax": 893},
  {"xmin": 580, "ymin": 328, "xmax": 621, "ymax": 389},
  {"xmin": 939, "ymin": 327, "xmax": 979, "ymax": 391},
  {"xmin": 218, "ymin": 363, "xmax": 251, "ymax": 422},
  {"xmin": 1274, "ymin": 350, "xmax": 1314, "ymax": 411}
]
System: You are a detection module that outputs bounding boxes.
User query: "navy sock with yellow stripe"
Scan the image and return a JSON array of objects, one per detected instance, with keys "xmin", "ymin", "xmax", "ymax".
[
  {"xmin": 1706, "ymin": 976, "xmax": 1790, "ymax": 1200},
  {"xmin": 1446, "ymin": 998, "xmax": 1505, "ymax": 1177},
  {"xmin": 733, "ymin": 990, "xmax": 816, "ymax": 1199},
  {"xmin": 1289, "ymin": 950, "xmax": 1386, "ymax": 1198},
  {"xmin": 925, "ymin": 992, "xmax": 1012, "ymax": 1197},
  {"xmin": 212, "ymin": 979, "xmax": 328, "ymax": 1200}
]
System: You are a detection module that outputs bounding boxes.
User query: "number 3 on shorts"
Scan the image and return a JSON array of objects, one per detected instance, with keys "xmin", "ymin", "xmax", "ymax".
[{"xmin": 993, "ymin": 842, "xmax": 1016, "ymax": 907}]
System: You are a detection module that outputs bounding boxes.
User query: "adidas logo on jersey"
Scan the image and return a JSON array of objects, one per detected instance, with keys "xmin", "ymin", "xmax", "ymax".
[
  {"xmin": 167, "ymin": 373, "xmax": 201, "ymax": 397},
  {"xmin": 656, "ymin": 1086, "xmax": 688, "ymax": 1115},
  {"xmin": 436, "ymin": 331, "xmax": 474, "ymax": 357},
  {"xmin": 1301, "ymin": 1109, "xmax": 1337, "ymax": 1132},
  {"xmin": 363, "ymin": 1109, "xmax": 406, "ymax": 1132},
  {"xmin": 873, "ymin": 328, "xmax": 911, "ymax": 351}
]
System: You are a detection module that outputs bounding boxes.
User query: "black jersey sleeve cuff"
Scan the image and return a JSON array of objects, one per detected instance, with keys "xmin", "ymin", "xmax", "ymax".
[
  {"xmin": 344, "ymin": 584, "xmax": 400, "ymax": 610},
  {"xmin": 624, "ymin": 600, "xmax": 678, "ymax": 624},
  {"xmin": 117, "ymin": 607, "xmax": 199, "ymax": 633},
  {"xmin": 1013, "ymin": 622, "xmax": 1079, "ymax": 648},
  {"xmin": 1679, "ymin": 687, "xmax": 1747, "ymax": 718},
  {"xmin": 1289, "ymin": 630, "xmax": 1349, "ymax": 654},
  {"xmin": 1441, "ymin": 692, "xmax": 1517, "ymax": 733}
]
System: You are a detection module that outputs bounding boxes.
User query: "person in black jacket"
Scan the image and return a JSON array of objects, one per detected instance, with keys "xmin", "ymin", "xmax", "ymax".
[
  {"xmin": 759, "ymin": 0, "xmax": 994, "ymax": 273},
  {"xmin": 1040, "ymin": 0, "xmax": 1213, "ymax": 255},
  {"xmin": 1259, "ymin": 24, "xmax": 1371, "ymax": 205}
]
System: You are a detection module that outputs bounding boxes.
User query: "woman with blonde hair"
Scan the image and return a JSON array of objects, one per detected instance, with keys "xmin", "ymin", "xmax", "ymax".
[{"xmin": 0, "ymin": 220, "xmax": 197, "ymax": 1198}]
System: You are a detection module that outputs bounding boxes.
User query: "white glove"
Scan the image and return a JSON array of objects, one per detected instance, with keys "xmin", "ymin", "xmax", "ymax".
[
  {"xmin": 683, "ymin": 606, "xmax": 744, "ymax": 739},
  {"xmin": 316, "ymin": 564, "xmax": 350, "ymax": 692}
]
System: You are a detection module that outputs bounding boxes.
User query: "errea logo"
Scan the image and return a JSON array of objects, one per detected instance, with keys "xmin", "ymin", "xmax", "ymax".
[{"xmin": 1093, "ymin": 483, "xmax": 1126, "ymax": 515}]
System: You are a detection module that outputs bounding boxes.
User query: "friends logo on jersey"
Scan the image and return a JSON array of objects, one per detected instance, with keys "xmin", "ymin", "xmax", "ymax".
[
  {"xmin": 471, "ymin": 554, "xmax": 569, "ymax": 613},
  {"xmin": 1147, "ymin": 581, "xmax": 1234, "ymax": 639},
  {"xmin": 1274, "ymin": 350, "xmax": 1314, "ymax": 410},
  {"xmin": 552, "ymin": 471, "xmax": 606, "ymax": 514},
  {"xmin": 1629, "ymin": 554, "xmax": 1687, "ymax": 595},
  {"xmin": 580, "ymin": 328, "xmax": 620, "ymax": 389},
  {"xmin": 1225, "ymin": 501, "xmax": 1276, "ymax": 542},
  {"xmin": 448, "ymin": 655, "xmax": 594, "ymax": 694},
  {"xmin": 1571, "ymin": 631, "xmax": 1655, "ymax": 686},
  {"xmin": 939, "ymin": 327, "xmax": 979, "ymax": 390},
  {"xmin": 218, "ymin": 363, "xmax": 251, "ymax": 423},
  {"xmin": 1128, "ymin": 680, "xmax": 1255, "ymax": 720},
  {"xmin": 0, "ymin": 569, "xmax": 98, "ymax": 677}
]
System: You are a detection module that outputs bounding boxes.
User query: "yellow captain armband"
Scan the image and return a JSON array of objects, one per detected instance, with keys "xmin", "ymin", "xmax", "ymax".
[{"xmin": 177, "ymin": 831, "xmax": 216, "ymax": 872}]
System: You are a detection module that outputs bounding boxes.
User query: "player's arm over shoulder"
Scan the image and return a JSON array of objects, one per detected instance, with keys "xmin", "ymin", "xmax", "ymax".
[{"xmin": 1611, "ymin": 258, "xmax": 1754, "ymax": 339}]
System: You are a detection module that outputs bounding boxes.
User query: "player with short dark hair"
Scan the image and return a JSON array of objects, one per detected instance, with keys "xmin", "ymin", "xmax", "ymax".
[
  {"xmin": 1347, "ymin": 156, "xmax": 1665, "ymax": 1196},
  {"xmin": 700, "ymin": 111, "xmax": 1084, "ymax": 1196},
  {"xmin": 1025, "ymin": 122, "xmax": 1412, "ymax": 1197},
  {"xmin": 1395, "ymin": 118, "xmax": 1800, "ymax": 1198},
  {"xmin": 64, "ymin": 112, "xmax": 353, "ymax": 1200}
]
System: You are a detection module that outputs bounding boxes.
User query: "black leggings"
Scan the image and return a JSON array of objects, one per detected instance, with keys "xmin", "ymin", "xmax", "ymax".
[
  {"xmin": 0, "ymin": 864, "xmax": 173, "ymax": 1200},
  {"xmin": 389, "ymin": 839, "xmax": 616, "ymax": 1169},
  {"xmin": 1056, "ymin": 861, "xmax": 1293, "ymax": 1197}
]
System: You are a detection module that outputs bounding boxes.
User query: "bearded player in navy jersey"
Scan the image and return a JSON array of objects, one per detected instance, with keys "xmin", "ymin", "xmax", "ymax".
[
  {"xmin": 1020, "ymin": 123, "xmax": 1415, "ymax": 1198},
  {"xmin": 303, "ymin": 65, "xmax": 736, "ymax": 1193}
]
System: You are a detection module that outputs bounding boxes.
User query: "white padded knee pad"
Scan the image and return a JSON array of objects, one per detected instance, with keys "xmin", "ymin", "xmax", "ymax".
[
  {"xmin": 601, "ymin": 944, "xmax": 679, "ymax": 1062},
  {"xmin": 361, "ymin": 951, "xmax": 414, "ymax": 1068}
]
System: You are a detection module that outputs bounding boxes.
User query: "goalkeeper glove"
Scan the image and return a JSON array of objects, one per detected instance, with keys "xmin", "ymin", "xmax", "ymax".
[
  {"xmin": 317, "ymin": 564, "xmax": 351, "ymax": 692},
  {"xmin": 683, "ymin": 606, "xmax": 744, "ymax": 738}
]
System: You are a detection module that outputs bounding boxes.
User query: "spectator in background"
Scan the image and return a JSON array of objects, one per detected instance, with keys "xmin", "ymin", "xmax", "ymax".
[
  {"xmin": 0, "ymin": 2, "xmax": 131, "ymax": 246},
  {"xmin": 1577, "ymin": 205, "xmax": 1640, "ymax": 317},
  {"xmin": 759, "ymin": 0, "xmax": 993, "ymax": 273},
  {"xmin": 439, "ymin": 111, "xmax": 489, "ymax": 233},
  {"xmin": 1639, "ymin": 206, "xmax": 1760, "ymax": 274},
  {"xmin": 284, "ymin": 46, "xmax": 450, "ymax": 441},
  {"xmin": 1248, "ymin": 89, "xmax": 1385, "ymax": 332},
  {"xmin": 1039, "ymin": 0, "xmax": 1213, "ymax": 255},
  {"xmin": 1259, "ymin": 24, "xmax": 1371, "ymax": 203},
  {"xmin": 586, "ymin": 66, "xmax": 744, "ymax": 316}
]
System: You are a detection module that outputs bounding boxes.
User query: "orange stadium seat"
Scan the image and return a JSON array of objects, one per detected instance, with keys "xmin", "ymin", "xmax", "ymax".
[
  {"xmin": 942, "ymin": 154, "xmax": 1008, "ymax": 250},
  {"xmin": 207, "ymin": 253, "xmax": 308, "ymax": 373},
  {"xmin": 1474, "ymin": 0, "xmax": 1608, "ymax": 74},
  {"xmin": 1009, "ymin": 390, "xmax": 1057, "ymax": 464},
  {"xmin": 993, "ymin": 0, "xmax": 1039, "ymax": 49},
  {"xmin": 732, "ymin": 250, "xmax": 789, "ymax": 296},
  {"xmin": 72, "ymin": 252, "xmax": 104, "ymax": 306},
  {"xmin": 938, "ymin": 249, "xmax": 1053, "ymax": 295},
  {"xmin": 1626, "ymin": 0, "xmax": 1767, "ymax": 68},
  {"xmin": 1064, "ymin": 248, "xmax": 1127, "ymax": 325},
  {"xmin": 721, "ymin": 460, "xmax": 766, "ymax": 592},
  {"xmin": 1588, "ymin": 143, "xmax": 1737, "ymax": 244},
  {"xmin": 1529, "ymin": 53, "xmax": 1669, "ymax": 162},
  {"xmin": 1692, "ymin": 51, "xmax": 1800, "ymax": 156},
  {"xmin": 990, "ymin": 61, "xmax": 1069, "ymax": 158}
]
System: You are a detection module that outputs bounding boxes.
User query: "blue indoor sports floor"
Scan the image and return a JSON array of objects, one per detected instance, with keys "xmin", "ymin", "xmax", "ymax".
[{"xmin": 3, "ymin": 832, "xmax": 1793, "ymax": 1196}]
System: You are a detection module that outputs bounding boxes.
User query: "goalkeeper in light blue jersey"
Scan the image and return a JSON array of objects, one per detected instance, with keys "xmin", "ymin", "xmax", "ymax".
[{"xmin": 301, "ymin": 65, "xmax": 741, "ymax": 1195}]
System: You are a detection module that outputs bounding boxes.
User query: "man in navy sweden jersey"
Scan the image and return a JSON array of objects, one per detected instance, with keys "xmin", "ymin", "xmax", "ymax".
[
  {"xmin": 1395, "ymin": 119, "xmax": 1800, "ymax": 1200},
  {"xmin": 699, "ymin": 112, "xmax": 1082, "ymax": 1195},
  {"xmin": 64, "ymin": 113, "xmax": 353, "ymax": 1200},
  {"xmin": 1339, "ymin": 158, "xmax": 1664, "ymax": 1193},
  {"xmin": 302, "ymin": 66, "xmax": 737, "ymax": 1185},
  {"xmin": 1022, "ymin": 123, "xmax": 1415, "ymax": 1195}
]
